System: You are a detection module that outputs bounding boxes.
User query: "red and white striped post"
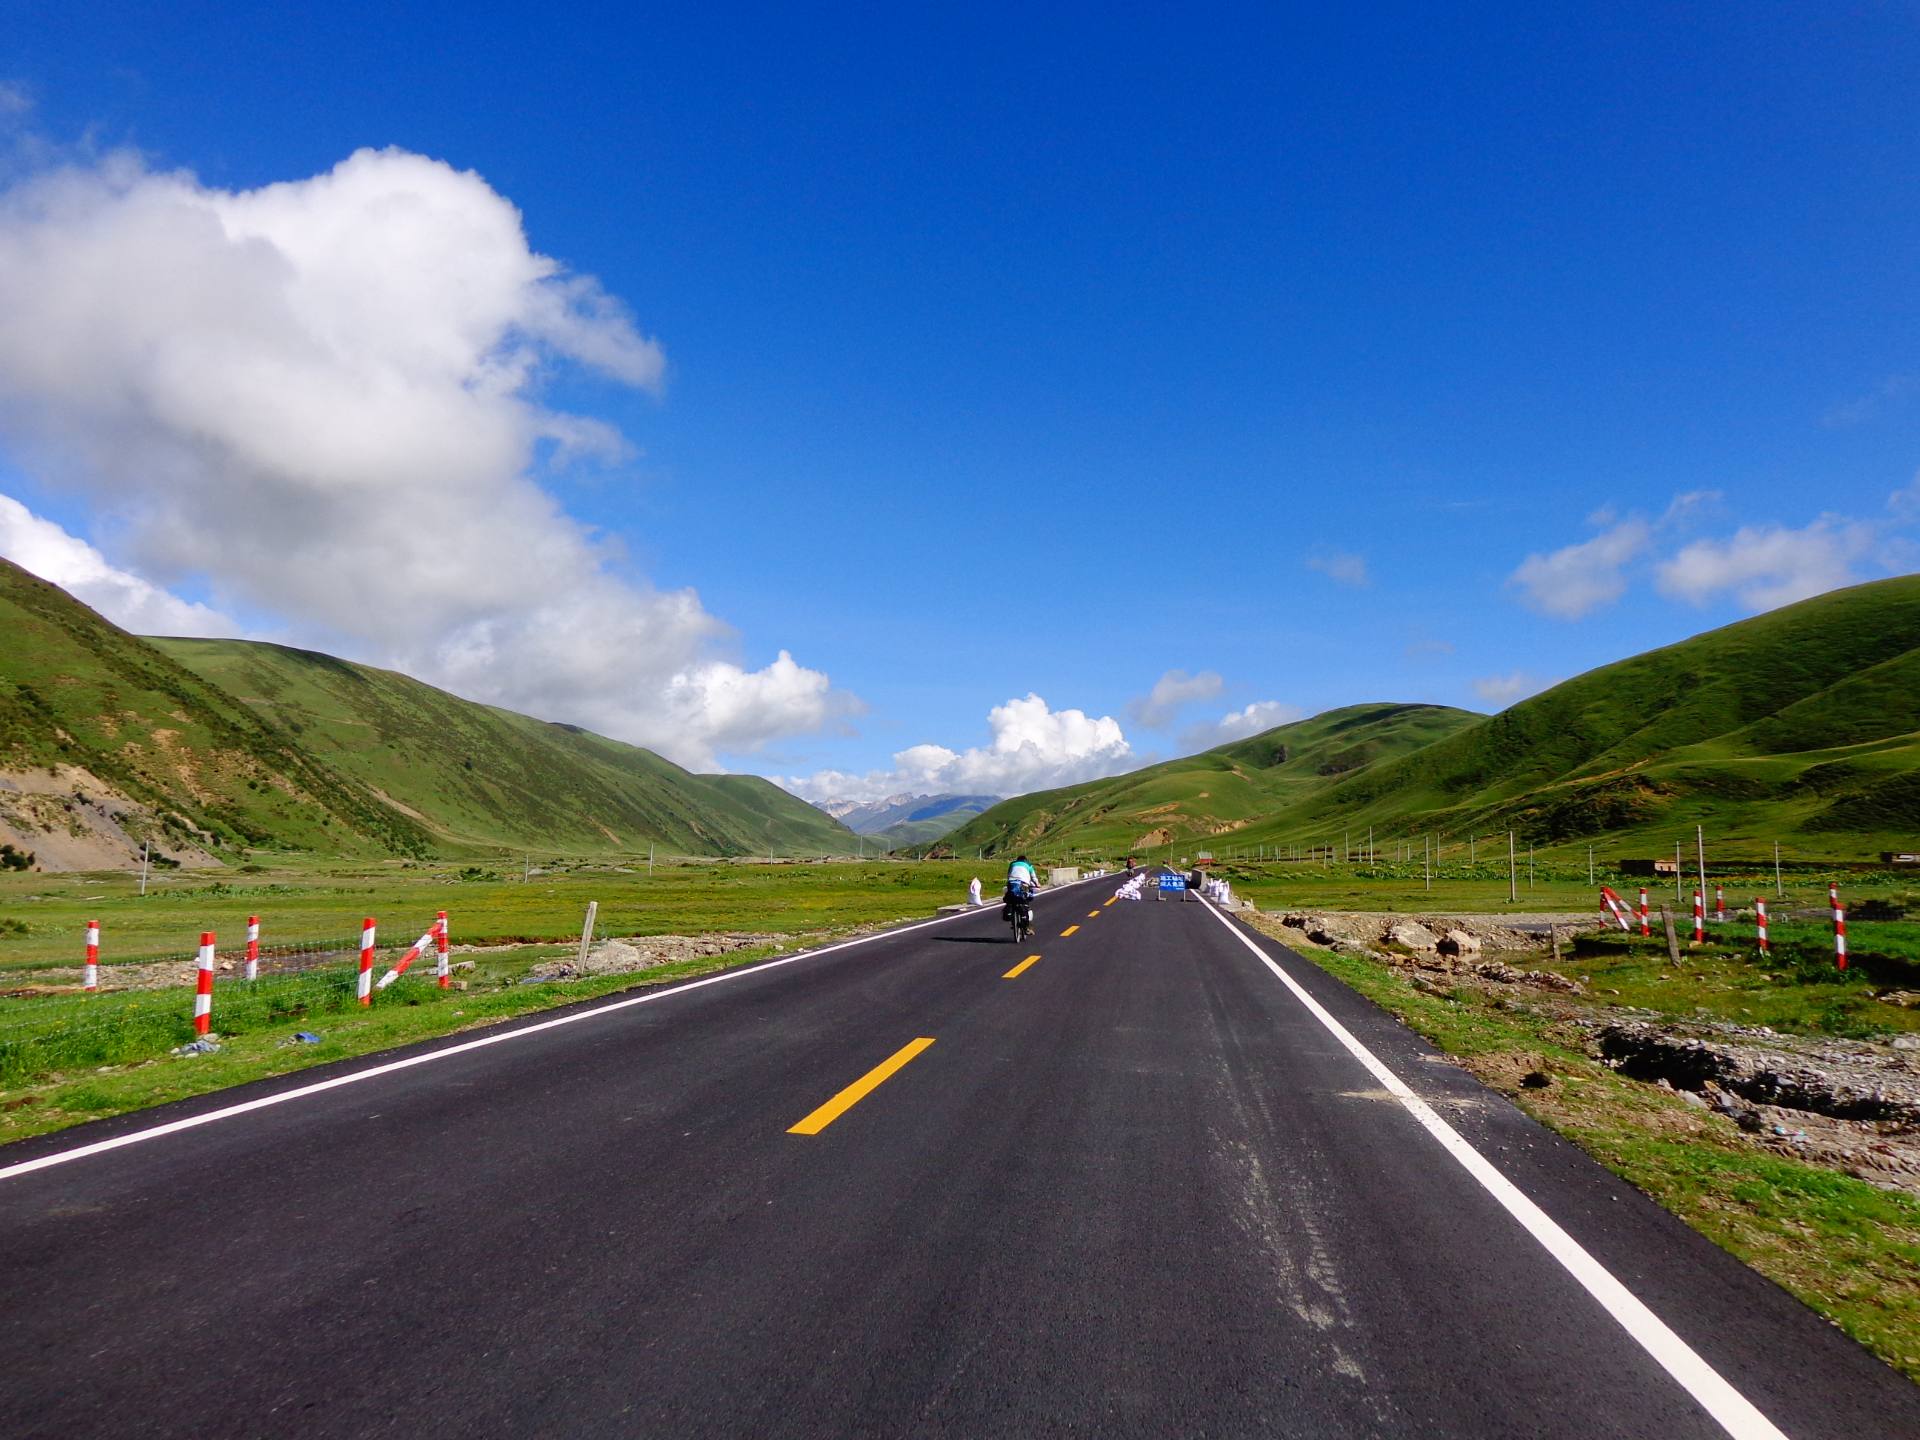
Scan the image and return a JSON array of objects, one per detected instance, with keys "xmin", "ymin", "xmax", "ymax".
[
  {"xmin": 84, "ymin": 920, "xmax": 100, "ymax": 992},
  {"xmin": 1829, "ymin": 880, "xmax": 1840, "ymax": 910},
  {"xmin": 1755, "ymin": 898, "xmax": 1769, "ymax": 956},
  {"xmin": 1714, "ymin": 886, "xmax": 1725, "ymax": 924},
  {"xmin": 435, "ymin": 911, "xmax": 450, "ymax": 989},
  {"xmin": 244, "ymin": 915, "xmax": 260, "ymax": 982},
  {"xmin": 1692, "ymin": 889, "xmax": 1704, "ymax": 945},
  {"xmin": 1834, "ymin": 899, "xmax": 1848, "ymax": 971},
  {"xmin": 357, "ymin": 918, "xmax": 376, "ymax": 1005},
  {"xmin": 1638, "ymin": 888, "xmax": 1650, "ymax": 938},
  {"xmin": 1599, "ymin": 886, "xmax": 1632, "ymax": 931},
  {"xmin": 375, "ymin": 922, "xmax": 442, "ymax": 991},
  {"xmin": 194, "ymin": 931, "xmax": 216, "ymax": 1035}
]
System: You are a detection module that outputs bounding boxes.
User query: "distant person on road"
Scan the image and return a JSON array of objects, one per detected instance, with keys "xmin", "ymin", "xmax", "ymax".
[{"xmin": 1003, "ymin": 854, "xmax": 1039, "ymax": 918}]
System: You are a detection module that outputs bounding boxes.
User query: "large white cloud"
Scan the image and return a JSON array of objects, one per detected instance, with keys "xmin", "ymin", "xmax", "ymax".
[
  {"xmin": 785, "ymin": 693, "xmax": 1133, "ymax": 803},
  {"xmin": 0, "ymin": 493, "xmax": 241, "ymax": 636},
  {"xmin": 0, "ymin": 146, "xmax": 853, "ymax": 768}
]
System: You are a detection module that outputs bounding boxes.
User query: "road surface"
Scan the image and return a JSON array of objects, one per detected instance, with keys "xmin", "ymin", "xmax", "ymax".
[{"xmin": 0, "ymin": 876, "xmax": 1913, "ymax": 1437}]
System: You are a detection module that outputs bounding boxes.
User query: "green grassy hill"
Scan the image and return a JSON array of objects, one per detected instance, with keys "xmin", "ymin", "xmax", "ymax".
[
  {"xmin": 0, "ymin": 558, "xmax": 858, "ymax": 867},
  {"xmin": 153, "ymin": 638, "xmax": 857, "ymax": 859},
  {"xmin": 941, "ymin": 576, "xmax": 1920, "ymax": 864},
  {"xmin": 1280, "ymin": 574, "xmax": 1920, "ymax": 855},
  {"xmin": 0, "ymin": 559, "xmax": 427, "ymax": 863},
  {"xmin": 934, "ymin": 702, "xmax": 1482, "ymax": 857}
]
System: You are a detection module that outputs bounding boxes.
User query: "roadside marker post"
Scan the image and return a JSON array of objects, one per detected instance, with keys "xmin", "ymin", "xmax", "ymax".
[
  {"xmin": 435, "ymin": 912, "xmax": 450, "ymax": 988},
  {"xmin": 1834, "ymin": 900, "xmax": 1848, "ymax": 971},
  {"xmin": 1691, "ymin": 890, "xmax": 1704, "ymax": 946},
  {"xmin": 1714, "ymin": 887, "xmax": 1725, "ymax": 925},
  {"xmin": 244, "ymin": 916, "xmax": 260, "ymax": 982},
  {"xmin": 1598, "ymin": 886, "xmax": 1632, "ymax": 932},
  {"xmin": 357, "ymin": 919, "xmax": 376, "ymax": 1005},
  {"xmin": 375, "ymin": 922, "xmax": 443, "ymax": 991},
  {"xmin": 1755, "ymin": 899, "xmax": 1769, "ymax": 956},
  {"xmin": 193, "ymin": 932, "xmax": 215, "ymax": 1035},
  {"xmin": 1829, "ymin": 880, "xmax": 1840, "ymax": 911},
  {"xmin": 84, "ymin": 921, "xmax": 99, "ymax": 992},
  {"xmin": 1637, "ymin": 888, "xmax": 1649, "ymax": 938}
]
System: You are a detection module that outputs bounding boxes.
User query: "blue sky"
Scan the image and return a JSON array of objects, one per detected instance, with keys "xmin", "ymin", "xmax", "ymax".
[{"xmin": 2, "ymin": 4, "xmax": 1918, "ymax": 799}]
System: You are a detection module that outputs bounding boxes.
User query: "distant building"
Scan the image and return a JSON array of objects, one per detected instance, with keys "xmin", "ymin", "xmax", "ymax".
[
  {"xmin": 1882, "ymin": 852, "xmax": 1920, "ymax": 866},
  {"xmin": 1619, "ymin": 858, "xmax": 1681, "ymax": 876}
]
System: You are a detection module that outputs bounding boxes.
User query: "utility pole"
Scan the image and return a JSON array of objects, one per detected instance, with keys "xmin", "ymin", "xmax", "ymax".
[
  {"xmin": 139, "ymin": 839, "xmax": 149, "ymax": 896},
  {"xmin": 1507, "ymin": 831, "xmax": 1517, "ymax": 904},
  {"xmin": 1529, "ymin": 844, "xmax": 1535, "ymax": 890},
  {"xmin": 1695, "ymin": 825, "xmax": 1707, "ymax": 908},
  {"xmin": 648, "ymin": 842, "xmax": 654, "ymax": 878},
  {"xmin": 1424, "ymin": 834, "xmax": 1431, "ymax": 892},
  {"xmin": 1674, "ymin": 841, "xmax": 1683, "ymax": 905},
  {"xmin": 1774, "ymin": 841, "xmax": 1783, "ymax": 898},
  {"xmin": 1470, "ymin": 834, "xmax": 1477, "ymax": 866},
  {"xmin": 1587, "ymin": 845, "xmax": 1594, "ymax": 886},
  {"xmin": 524, "ymin": 854, "xmax": 530, "ymax": 884}
]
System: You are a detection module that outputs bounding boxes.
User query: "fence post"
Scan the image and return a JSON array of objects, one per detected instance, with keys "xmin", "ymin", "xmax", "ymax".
[
  {"xmin": 1638, "ymin": 888, "xmax": 1649, "ymax": 938},
  {"xmin": 357, "ymin": 918, "xmax": 376, "ymax": 1005},
  {"xmin": 1755, "ymin": 898, "xmax": 1769, "ymax": 956},
  {"xmin": 1834, "ymin": 899, "xmax": 1848, "ymax": 971},
  {"xmin": 244, "ymin": 916, "xmax": 260, "ymax": 982},
  {"xmin": 577, "ymin": 901, "xmax": 599, "ymax": 968},
  {"xmin": 194, "ymin": 932, "xmax": 216, "ymax": 1035},
  {"xmin": 1714, "ymin": 886, "xmax": 1725, "ymax": 925},
  {"xmin": 84, "ymin": 920, "xmax": 99, "ymax": 992},
  {"xmin": 436, "ymin": 911, "xmax": 450, "ymax": 988},
  {"xmin": 1691, "ymin": 890, "xmax": 1704, "ymax": 946},
  {"xmin": 1659, "ymin": 905, "xmax": 1682, "ymax": 967}
]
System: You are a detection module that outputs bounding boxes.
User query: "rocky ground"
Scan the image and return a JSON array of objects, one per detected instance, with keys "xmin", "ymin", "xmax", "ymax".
[
  {"xmin": 523, "ymin": 932, "xmax": 792, "ymax": 982},
  {"xmin": 1274, "ymin": 908, "xmax": 1920, "ymax": 1196}
]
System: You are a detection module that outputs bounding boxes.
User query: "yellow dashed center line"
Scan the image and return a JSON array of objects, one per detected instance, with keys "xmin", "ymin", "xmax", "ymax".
[
  {"xmin": 1104, "ymin": 897, "xmax": 1117, "ymax": 907},
  {"xmin": 1003, "ymin": 953, "xmax": 1042, "ymax": 979},
  {"xmin": 787, "ymin": 1038, "xmax": 936, "ymax": 1135},
  {"xmin": 1086, "ymin": 910, "xmax": 1100, "ymax": 918},
  {"xmin": 1061, "ymin": 924, "xmax": 1080, "ymax": 937}
]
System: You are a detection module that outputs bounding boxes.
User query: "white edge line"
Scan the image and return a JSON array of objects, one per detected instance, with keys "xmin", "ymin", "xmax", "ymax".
[
  {"xmin": 1198, "ymin": 898, "xmax": 1789, "ymax": 1440},
  {"xmin": 0, "ymin": 875, "xmax": 1105, "ymax": 1185}
]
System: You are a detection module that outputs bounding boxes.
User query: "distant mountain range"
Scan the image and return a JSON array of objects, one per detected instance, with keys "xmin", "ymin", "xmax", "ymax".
[
  {"xmin": 813, "ymin": 792, "xmax": 1002, "ymax": 848},
  {"xmin": 933, "ymin": 575, "xmax": 1920, "ymax": 861},
  {"xmin": 0, "ymin": 558, "xmax": 861, "ymax": 869}
]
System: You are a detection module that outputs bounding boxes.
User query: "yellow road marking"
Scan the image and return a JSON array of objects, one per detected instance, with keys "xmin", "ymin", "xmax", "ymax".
[
  {"xmin": 1087, "ymin": 909, "xmax": 1100, "ymax": 917},
  {"xmin": 1103, "ymin": 897, "xmax": 1117, "ymax": 907},
  {"xmin": 1003, "ymin": 953, "xmax": 1042, "ymax": 979},
  {"xmin": 1061, "ymin": 924, "xmax": 1080, "ymax": 937},
  {"xmin": 787, "ymin": 1038, "xmax": 936, "ymax": 1135}
]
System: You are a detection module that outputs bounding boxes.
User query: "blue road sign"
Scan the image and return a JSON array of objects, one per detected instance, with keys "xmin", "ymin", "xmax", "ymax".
[{"xmin": 1157, "ymin": 873, "xmax": 1187, "ymax": 891}]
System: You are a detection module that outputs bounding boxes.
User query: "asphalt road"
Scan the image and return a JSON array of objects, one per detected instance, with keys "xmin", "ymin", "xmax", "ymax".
[{"xmin": 1, "ymin": 875, "xmax": 1915, "ymax": 1438}]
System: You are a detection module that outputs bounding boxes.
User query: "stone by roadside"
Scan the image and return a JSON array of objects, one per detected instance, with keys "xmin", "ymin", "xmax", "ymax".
[{"xmin": 524, "ymin": 932, "xmax": 791, "ymax": 982}]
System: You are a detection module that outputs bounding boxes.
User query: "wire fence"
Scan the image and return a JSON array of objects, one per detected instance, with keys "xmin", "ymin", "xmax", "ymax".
[{"xmin": 0, "ymin": 940, "xmax": 458, "ymax": 1087}]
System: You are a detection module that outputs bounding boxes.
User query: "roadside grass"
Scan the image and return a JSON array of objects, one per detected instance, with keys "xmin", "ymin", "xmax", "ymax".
[
  {"xmin": 0, "ymin": 936, "xmax": 813, "ymax": 1148},
  {"xmin": 0, "ymin": 857, "xmax": 992, "ymax": 978},
  {"xmin": 1253, "ymin": 919, "xmax": 1920, "ymax": 1381}
]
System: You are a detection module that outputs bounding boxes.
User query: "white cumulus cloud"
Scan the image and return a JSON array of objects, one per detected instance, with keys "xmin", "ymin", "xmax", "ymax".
[
  {"xmin": 785, "ymin": 693, "xmax": 1133, "ymax": 803},
  {"xmin": 0, "ymin": 146, "xmax": 853, "ymax": 770},
  {"xmin": 1509, "ymin": 517, "xmax": 1650, "ymax": 620},
  {"xmin": 1127, "ymin": 668, "xmax": 1223, "ymax": 729},
  {"xmin": 1655, "ymin": 518, "xmax": 1881, "ymax": 614},
  {"xmin": 1180, "ymin": 700, "xmax": 1303, "ymax": 750},
  {"xmin": 0, "ymin": 494, "xmax": 241, "ymax": 636},
  {"xmin": 1472, "ymin": 671, "xmax": 1557, "ymax": 707}
]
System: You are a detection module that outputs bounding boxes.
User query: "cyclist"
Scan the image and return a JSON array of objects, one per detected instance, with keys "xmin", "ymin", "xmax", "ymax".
[{"xmin": 1003, "ymin": 854, "xmax": 1040, "ymax": 921}]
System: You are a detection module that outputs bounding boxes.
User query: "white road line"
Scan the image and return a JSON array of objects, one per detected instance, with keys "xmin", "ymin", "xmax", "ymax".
[
  {"xmin": 1199, "ymin": 899, "xmax": 1789, "ymax": 1440},
  {"xmin": 0, "ymin": 877, "xmax": 1100, "ymax": 1185}
]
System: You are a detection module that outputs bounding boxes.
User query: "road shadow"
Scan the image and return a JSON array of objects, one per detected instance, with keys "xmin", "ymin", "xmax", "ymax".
[{"xmin": 935, "ymin": 935, "xmax": 1015, "ymax": 946}]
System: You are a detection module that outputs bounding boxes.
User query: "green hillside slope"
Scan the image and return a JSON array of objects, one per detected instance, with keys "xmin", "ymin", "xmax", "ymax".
[
  {"xmin": 0, "ymin": 559, "xmax": 427, "ymax": 862},
  {"xmin": 935, "ymin": 703, "xmax": 1482, "ymax": 857},
  {"xmin": 1284, "ymin": 575, "xmax": 1920, "ymax": 852},
  {"xmin": 153, "ymin": 638, "xmax": 857, "ymax": 858}
]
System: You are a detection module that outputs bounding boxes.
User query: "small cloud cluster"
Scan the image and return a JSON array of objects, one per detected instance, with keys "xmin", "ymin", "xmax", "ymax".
[
  {"xmin": 1508, "ymin": 481, "xmax": 1914, "ymax": 622},
  {"xmin": 1127, "ymin": 668, "xmax": 1222, "ymax": 729},
  {"xmin": 1306, "ymin": 548, "xmax": 1369, "ymax": 587},
  {"xmin": 1180, "ymin": 700, "xmax": 1303, "ymax": 750},
  {"xmin": 785, "ymin": 693, "xmax": 1132, "ymax": 804},
  {"xmin": 0, "ymin": 146, "xmax": 853, "ymax": 770},
  {"xmin": 1471, "ymin": 671, "xmax": 1557, "ymax": 708}
]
